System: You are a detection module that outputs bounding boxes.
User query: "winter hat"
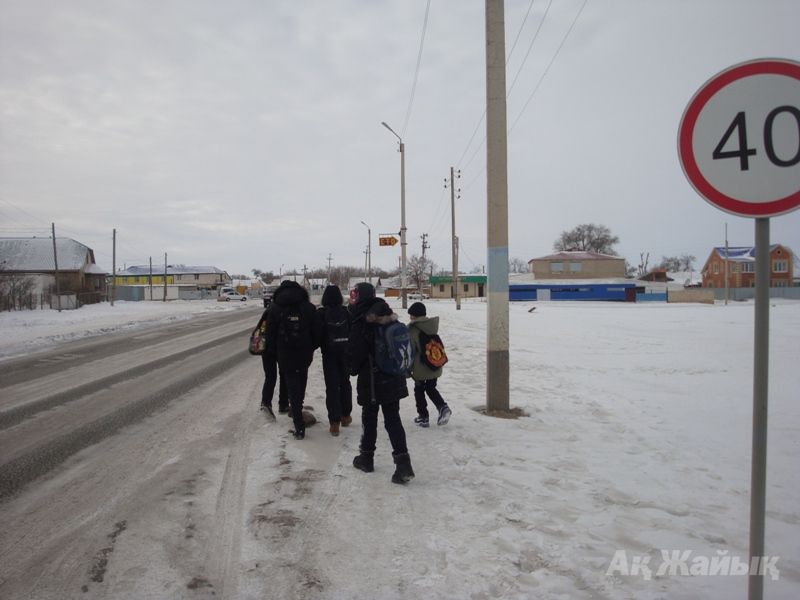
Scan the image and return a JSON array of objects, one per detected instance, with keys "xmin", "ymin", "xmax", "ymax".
[
  {"xmin": 321, "ymin": 284, "xmax": 343, "ymax": 307},
  {"xmin": 351, "ymin": 282, "xmax": 375, "ymax": 305},
  {"xmin": 408, "ymin": 302, "xmax": 426, "ymax": 317}
]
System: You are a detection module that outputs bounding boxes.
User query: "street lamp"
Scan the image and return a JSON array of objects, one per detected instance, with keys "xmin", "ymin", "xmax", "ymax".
[
  {"xmin": 381, "ymin": 121, "xmax": 408, "ymax": 309},
  {"xmin": 360, "ymin": 220, "xmax": 371, "ymax": 281}
]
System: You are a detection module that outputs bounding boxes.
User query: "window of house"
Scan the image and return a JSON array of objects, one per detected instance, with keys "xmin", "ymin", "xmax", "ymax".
[
  {"xmin": 713, "ymin": 263, "xmax": 719, "ymax": 274},
  {"xmin": 569, "ymin": 262, "xmax": 582, "ymax": 273},
  {"xmin": 731, "ymin": 264, "xmax": 739, "ymax": 272},
  {"xmin": 551, "ymin": 262, "xmax": 564, "ymax": 273},
  {"xmin": 464, "ymin": 284, "xmax": 469, "ymax": 292},
  {"xmin": 439, "ymin": 284, "xmax": 445, "ymax": 292},
  {"xmin": 773, "ymin": 260, "xmax": 788, "ymax": 273},
  {"xmin": 742, "ymin": 263, "xmax": 754, "ymax": 273},
  {"xmin": 194, "ymin": 274, "xmax": 200, "ymax": 280},
  {"xmin": 774, "ymin": 280, "xmax": 788, "ymax": 287},
  {"xmin": 177, "ymin": 274, "xmax": 183, "ymax": 281}
]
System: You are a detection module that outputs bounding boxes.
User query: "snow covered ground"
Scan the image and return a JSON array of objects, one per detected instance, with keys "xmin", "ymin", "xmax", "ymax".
[
  {"xmin": 1, "ymin": 297, "xmax": 798, "ymax": 599},
  {"xmin": 0, "ymin": 299, "xmax": 251, "ymax": 360}
]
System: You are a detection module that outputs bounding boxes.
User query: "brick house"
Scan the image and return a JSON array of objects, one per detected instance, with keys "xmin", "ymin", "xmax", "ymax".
[
  {"xmin": 701, "ymin": 245, "xmax": 794, "ymax": 288},
  {"xmin": 528, "ymin": 251, "xmax": 626, "ymax": 279}
]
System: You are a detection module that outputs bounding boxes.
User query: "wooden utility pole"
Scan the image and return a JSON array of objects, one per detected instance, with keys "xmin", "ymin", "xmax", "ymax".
[
  {"xmin": 51, "ymin": 223, "xmax": 61, "ymax": 312},
  {"xmin": 111, "ymin": 228, "xmax": 116, "ymax": 306},
  {"xmin": 485, "ymin": 0, "xmax": 510, "ymax": 411}
]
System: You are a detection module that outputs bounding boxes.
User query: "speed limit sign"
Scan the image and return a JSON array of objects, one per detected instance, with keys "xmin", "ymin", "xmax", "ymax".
[{"xmin": 678, "ymin": 58, "xmax": 800, "ymax": 217}]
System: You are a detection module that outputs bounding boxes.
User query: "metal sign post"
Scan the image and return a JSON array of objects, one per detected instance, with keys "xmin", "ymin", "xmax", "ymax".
[{"xmin": 678, "ymin": 58, "xmax": 800, "ymax": 600}]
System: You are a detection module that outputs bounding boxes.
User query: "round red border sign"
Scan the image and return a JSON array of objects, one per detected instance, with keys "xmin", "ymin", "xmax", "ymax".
[{"xmin": 678, "ymin": 58, "xmax": 800, "ymax": 217}]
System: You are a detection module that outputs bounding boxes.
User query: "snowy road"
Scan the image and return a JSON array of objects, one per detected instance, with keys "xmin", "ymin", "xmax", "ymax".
[{"xmin": 0, "ymin": 299, "xmax": 798, "ymax": 599}]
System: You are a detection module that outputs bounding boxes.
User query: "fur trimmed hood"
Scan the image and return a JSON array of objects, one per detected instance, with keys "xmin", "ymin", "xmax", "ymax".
[{"xmin": 366, "ymin": 311, "xmax": 398, "ymax": 326}]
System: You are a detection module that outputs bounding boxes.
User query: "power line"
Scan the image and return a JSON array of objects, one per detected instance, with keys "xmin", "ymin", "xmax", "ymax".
[
  {"xmin": 456, "ymin": 0, "xmax": 585, "ymax": 173},
  {"xmin": 509, "ymin": 0, "xmax": 589, "ymax": 134},
  {"xmin": 506, "ymin": 0, "xmax": 536, "ymax": 64},
  {"xmin": 456, "ymin": 0, "xmax": 542, "ymax": 169},
  {"xmin": 506, "ymin": 0, "xmax": 553, "ymax": 99},
  {"xmin": 401, "ymin": 0, "xmax": 432, "ymax": 137}
]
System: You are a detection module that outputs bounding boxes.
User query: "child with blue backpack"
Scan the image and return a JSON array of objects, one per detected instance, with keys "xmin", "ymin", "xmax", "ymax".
[{"xmin": 348, "ymin": 282, "xmax": 415, "ymax": 484}]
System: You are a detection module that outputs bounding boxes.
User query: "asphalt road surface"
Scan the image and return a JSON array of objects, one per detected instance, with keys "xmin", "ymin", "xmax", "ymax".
[{"xmin": 0, "ymin": 304, "xmax": 351, "ymax": 599}]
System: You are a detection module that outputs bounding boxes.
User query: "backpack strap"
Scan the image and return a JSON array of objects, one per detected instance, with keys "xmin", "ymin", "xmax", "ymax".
[{"xmin": 367, "ymin": 354, "xmax": 377, "ymax": 405}]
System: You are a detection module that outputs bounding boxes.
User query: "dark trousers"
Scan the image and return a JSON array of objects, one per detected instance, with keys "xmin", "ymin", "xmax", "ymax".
[
  {"xmin": 322, "ymin": 352, "xmax": 352, "ymax": 423},
  {"xmin": 284, "ymin": 367, "xmax": 309, "ymax": 433},
  {"xmin": 414, "ymin": 379, "xmax": 446, "ymax": 419},
  {"xmin": 359, "ymin": 399, "xmax": 408, "ymax": 456},
  {"xmin": 261, "ymin": 353, "xmax": 288, "ymax": 409}
]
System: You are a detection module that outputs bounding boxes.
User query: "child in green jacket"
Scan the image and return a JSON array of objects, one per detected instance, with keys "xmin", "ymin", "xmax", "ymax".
[{"xmin": 407, "ymin": 302, "xmax": 451, "ymax": 427}]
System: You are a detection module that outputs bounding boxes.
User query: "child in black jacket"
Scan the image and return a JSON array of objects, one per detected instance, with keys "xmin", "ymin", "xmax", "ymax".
[
  {"xmin": 315, "ymin": 285, "xmax": 353, "ymax": 436},
  {"xmin": 348, "ymin": 283, "xmax": 414, "ymax": 484}
]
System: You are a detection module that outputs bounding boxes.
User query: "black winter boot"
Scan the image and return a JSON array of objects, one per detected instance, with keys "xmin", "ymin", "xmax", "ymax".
[
  {"xmin": 353, "ymin": 451, "xmax": 374, "ymax": 473},
  {"xmin": 391, "ymin": 452, "xmax": 415, "ymax": 484}
]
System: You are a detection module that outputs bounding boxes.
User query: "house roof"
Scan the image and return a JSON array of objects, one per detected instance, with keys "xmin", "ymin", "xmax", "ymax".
[
  {"xmin": 529, "ymin": 251, "xmax": 623, "ymax": 262},
  {"xmin": 710, "ymin": 245, "xmax": 790, "ymax": 263},
  {"xmin": 429, "ymin": 274, "xmax": 487, "ymax": 284},
  {"xmin": 118, "ymin": 264, "xmax": 227, "ymax": 276},
  {"xmin": 0, "ymin": 237, "xmax": 106, "ymax": 273},
  {"xmin": 347, "ymin": 276, "xmax": 382, "ymax": 290}
]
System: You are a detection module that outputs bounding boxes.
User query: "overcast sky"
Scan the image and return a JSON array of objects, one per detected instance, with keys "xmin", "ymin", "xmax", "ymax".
[{"xmin": 1, "ymin": 0, "xmax": 798, "ymax": 277}]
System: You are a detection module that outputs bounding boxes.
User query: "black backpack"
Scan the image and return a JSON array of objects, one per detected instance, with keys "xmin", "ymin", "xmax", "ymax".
[
  {"xmin": 324, "ymin": 305, "xmax": 350, "ymax": 351},
  {"xmin": 279, "ymin": 305, "xmax": 306, "ymax": 350}
]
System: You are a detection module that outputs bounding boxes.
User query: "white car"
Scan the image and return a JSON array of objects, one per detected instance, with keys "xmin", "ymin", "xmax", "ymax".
[
  {"xmin": 407, "ymin": 292, "xmax": 429, "ymax": 301},
  {"xmin": 220, "ymin": 291, "xmax": 248, "ymax": 302}
]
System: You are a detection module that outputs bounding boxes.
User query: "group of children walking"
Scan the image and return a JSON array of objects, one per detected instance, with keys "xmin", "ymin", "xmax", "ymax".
[{"xmin": 254, "ymin": 280, "xmax": 451, "ymax": 485}]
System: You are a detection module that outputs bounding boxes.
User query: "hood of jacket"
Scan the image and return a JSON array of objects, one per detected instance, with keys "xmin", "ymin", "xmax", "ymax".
[
  {"xmin": 350, "ymin": 295, "xmax": 383, "ymax": 322},
  {"xmin": 321, "ymin": 285, "xmax": 343, "ymax": 307},
  {"xmin": 366, "ymin": 308, "xmax": 398, "ymax": 326},
  {"xmin": 409, "ymin": 315, "xmax": 439, "ymax": 335},
  {"xmin": 273, "ymin": 280, "xmax": 309, "ymax": 307}
]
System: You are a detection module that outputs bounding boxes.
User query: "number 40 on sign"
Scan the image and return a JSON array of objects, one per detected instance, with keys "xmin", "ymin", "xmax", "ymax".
[{"xmin": 678, "ymin": 58, "xmax": 800, "ymax": 218}]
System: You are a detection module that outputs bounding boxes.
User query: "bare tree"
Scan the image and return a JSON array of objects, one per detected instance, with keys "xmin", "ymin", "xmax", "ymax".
[
  {"xmin": 407, "ymin": 254, "xmax": 436, "ymax": 292},
  {"xmin": 554, "ymin": 223, "xmax": 620, "ymax": 255},
  {"xmin": 637, "ymin": 252, "xmax": 650, "ymax": 277},
  {"xmin": 508, "ymin": 257, "xmax": 528, "ymax": 273},
  {"xmin": 251, "ymin": 268, "xmax": 276, "ymax": 283},
  {"xmin": 656, "ymin": 254, "xmax": 696, "ymax": 272},
  {"xmin": 657, "ymin": 256, "xmax": 682, "ymax": 272},
  {"xmin": 0, "ymin": 265, "xmax": 36, "ymax": 311}
]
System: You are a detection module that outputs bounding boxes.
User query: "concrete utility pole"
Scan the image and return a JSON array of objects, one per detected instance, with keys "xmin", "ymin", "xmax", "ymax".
[
  {"xmin": 485, "ymin": 0, "xmax": 510, "ymax": 412},
  {"xmin": 421, "ymin": 232, "xmax": 429, "ymax": 258},
  {"xmin": 724, "ymin": 223, "xmax": 730, "ymax": 305},
  {"xmin": 111, "ymin": 228, "xmax": 116, "ymax": 306},
  {"xmin": 381, "ymin": 121, "xmax": 408, "ymax": 308},
  {"xmin": 163, "ymin": 253, "xmax": 168, "ymax": 302},
  {"xmin": 449, "ymin": 167, "xmax": 461, "ymax": 310},
  {"xmin": 149, "ymin": 257, "xmax": 153, "ymax": 300},
  {"xmin": 360, "ymin": 220, "xmax": 371, "ymax": 280},
  {"xmin": 51, "ymin": 223, "xmax": 61, "ymax": 312},
  {"xmin": 327, "ymin": 254, "xmax": 333, "ymax": 284}
]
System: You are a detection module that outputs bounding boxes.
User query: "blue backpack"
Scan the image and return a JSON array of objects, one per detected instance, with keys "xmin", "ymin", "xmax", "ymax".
[{"xmin": 373, "ymin": 320, "xmax": 415, "ymax": 376}]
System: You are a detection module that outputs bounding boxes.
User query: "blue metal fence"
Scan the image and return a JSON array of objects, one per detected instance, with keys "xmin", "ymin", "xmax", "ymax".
[{"xmin": 510, "ymin": 283, "xmax": 637, "ymax": 302}]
